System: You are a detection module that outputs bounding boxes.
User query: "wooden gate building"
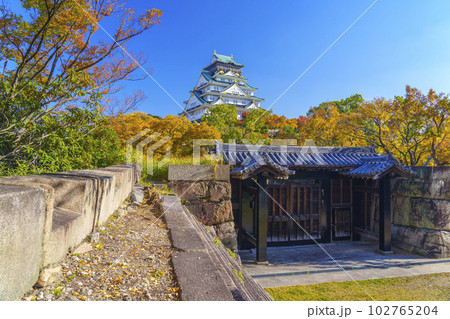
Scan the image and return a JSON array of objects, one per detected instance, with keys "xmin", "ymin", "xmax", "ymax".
[{"xmin": 215, "ymin": 142, "xmax": 414, "ymax": 263}]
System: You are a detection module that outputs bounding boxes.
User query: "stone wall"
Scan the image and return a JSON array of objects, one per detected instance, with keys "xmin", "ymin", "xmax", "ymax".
[
  {"xmin": 391, "ymin": 166, "xmax": 450, "ymax": 258},
  {"xmin": 0, "ymin": 164, "xmax": 140, "ymax": 300},
  {"xmin": 168, "ymin": 165, "xmax": 238, "ymax": 251}
]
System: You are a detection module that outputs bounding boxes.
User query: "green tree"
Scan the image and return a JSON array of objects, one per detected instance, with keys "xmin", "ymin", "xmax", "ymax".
[
  {"xmin": 242, "ymin": 108, "xmax": 270, "ymax": 137},
  {"xmin": 0, "ymin": 107, "xmax": 123, "ymax": 176},
  {"xmin": 307, "ymin": 94, "xmax": 364, "ymax": 116},
  {"xmin": 201, "ymin": 104, "xmax": 243, "ymax": 142}
]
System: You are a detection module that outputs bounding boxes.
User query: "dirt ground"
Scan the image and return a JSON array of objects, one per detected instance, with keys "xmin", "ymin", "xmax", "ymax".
[{"xmin": 23, "ymin": 191, "xmax": 180, "ymax": 301}]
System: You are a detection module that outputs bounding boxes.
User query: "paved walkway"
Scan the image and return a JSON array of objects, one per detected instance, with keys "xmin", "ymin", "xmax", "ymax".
[{"xmin": 239, "ymin": 241, "xmax": 450, "ymax": 288}]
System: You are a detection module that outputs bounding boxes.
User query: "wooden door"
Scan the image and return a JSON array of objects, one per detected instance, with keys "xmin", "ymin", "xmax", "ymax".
[
  {"xmin": 331, "ymin": 178, "xmax": 353, "ymax": 240},
  {"xmin": 267, "ymin": 183, "xmax": 321, "ymax": 243},
  {"xmin": 332, "ymin": 207, "xmax": 352, "ymax": 240}
]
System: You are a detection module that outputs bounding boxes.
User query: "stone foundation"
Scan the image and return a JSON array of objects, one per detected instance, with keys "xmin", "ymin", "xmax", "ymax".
[
  {"xmin": 168, "ymin": 165, "xmax": 238, "ymax": 251},
  {"xmin": 392, "ymin": 225, "xmax": 450, "ymax": 258},
  {"xmin": 391, "ymin": 166, "xmax": 450, "ymax": 258}
]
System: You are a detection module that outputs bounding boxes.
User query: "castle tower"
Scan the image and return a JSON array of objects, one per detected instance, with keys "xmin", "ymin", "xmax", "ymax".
[{"xmin": 181, "ymin": 52, "xmax": 264, "ymax": 121}]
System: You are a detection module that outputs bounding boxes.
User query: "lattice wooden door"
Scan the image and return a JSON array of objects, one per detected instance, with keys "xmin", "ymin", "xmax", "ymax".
[{"xmin": 267, "ymin": 183, "xmax": 321, "ymax": 243}]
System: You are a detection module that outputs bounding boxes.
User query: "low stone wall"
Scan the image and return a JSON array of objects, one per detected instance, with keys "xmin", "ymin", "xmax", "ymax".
[
  {"xmin": 0, "ymin": 164, "xmax": 140, "ymax": 300},
  {"xmin": 168, "ymin": 165, "xmax": 238, "ymax": 251},
  {"xmin": 391, "ymin": 166, "xmax": 450, "ymax": 258},
  {"xmin": 161, "ymin": 195, "xmax": 272, "ymax": 301}
]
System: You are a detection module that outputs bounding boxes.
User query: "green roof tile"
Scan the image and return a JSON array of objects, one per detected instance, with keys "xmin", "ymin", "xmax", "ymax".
[{"xmin": 212, "ymin": 53, "xmax": 244, "ymax": 66}]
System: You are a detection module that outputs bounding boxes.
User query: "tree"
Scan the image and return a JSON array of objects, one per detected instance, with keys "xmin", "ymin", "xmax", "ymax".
[
  {"xmin": 104, "ymin": 90, "xmax": 146, "ymax": 118},
  {"xmin": 240, "ymin": 108, "xmax": 271, "ymax": 144},
  {"xmin": 201, "ymin": 104, "xmax": 243, "ymax": 142},
  {"xmin": 307, "ymin": 94, "xmax": 364, "ymax": 116},
  {"xmin": 0, "ymin": 106, "xmax": 124, "ymax": 176},
  {"xmin": 346, "ymin": 86, "xmax": 449, "ymax": 166},
  {"xmin": 0, "ymin": 0, "xmax": 162, "ymax": 167},
  {"xmin": 108, "ymin": 113, "xmax": 221, "ymax": 158},
  {"xmin": 422, "ymin": 88, "xmax": 450, "ymax": 165},
  {"xmin": 304, "ymin": 102, "xmax": 358, "ymax": 147}
]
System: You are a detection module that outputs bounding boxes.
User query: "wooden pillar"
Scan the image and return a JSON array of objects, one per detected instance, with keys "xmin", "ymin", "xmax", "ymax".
[
  {"xmin": 322, "ymin": 175, "xmax": 332, "ymax": 243},
  {"xmin": 379, "ymin": 175, "xmax": 392, "ymax": 252},
  {"xmin": 256, "ymin": 176, "xmax": 268, "ymax": 263},
  {"xmin": 237, "ymin": 179, "xmax": 243, "ymax": 249},
  {"xmin": 352, "ymin": 180, "xmax": 361, "ymax": 241}
]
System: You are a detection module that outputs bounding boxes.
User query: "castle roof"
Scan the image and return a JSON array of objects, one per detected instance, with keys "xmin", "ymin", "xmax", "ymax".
[{"xmin": 211, "ymin": 52, "xmax": 244, "ymax": 67}]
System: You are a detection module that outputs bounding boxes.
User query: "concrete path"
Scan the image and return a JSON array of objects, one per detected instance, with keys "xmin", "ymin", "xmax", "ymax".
[{"xmin": 239, "ymin": 241, "xmax": 450, "ymax": 288}]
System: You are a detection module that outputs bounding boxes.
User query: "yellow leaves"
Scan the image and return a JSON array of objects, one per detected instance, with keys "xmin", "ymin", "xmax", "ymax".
[
  {"xmin": 72, "ymin": 292, "xmax": 79, "ymax": 296},
  {"xmin": 150, "ymin": 270, "xmax": 165, "ymax": 278},
  {"xmin": 95, "ymin": 243, "xmax": 102, "ymax": 249},
  {"xmin": 79, "ymin": 296, "xmax": 86, "ymax": 301}
]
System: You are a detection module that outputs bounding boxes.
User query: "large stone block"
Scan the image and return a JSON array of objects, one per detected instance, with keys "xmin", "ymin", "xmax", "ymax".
[
  {"xmin": 412, "ymin": 166, "xmax": 450, "ymax": 181},
  {"xmin": 410, "ymin": 198, "xmax": 450, "ymax": 231},
  {"xmin": 168, "ymin": 165, "xmax": 230, "ymax": 181},
  {"xmin": 391, "ymin": 196, "xmax": 411, "ymax": 226},
  {"xmin": 0, "ymin": 185, "xmax": 46, "ymax": 300},
  {"xmin": 209, "ymin": 182, "xmax": 231, "ymax": 202},
  {"xmin": 392, "ymin": 225, "xmax": 450, "ymax": 258},
  {"xmin": 59, "ymin": 169, "xmax": 116, "ymax": 224},
  {"xmin": 171, "ymin": 181, "xmax": 209, "ymax": 202},
  {"xmin": 213, "ymin": 200, "xmax": 233, "ymax": 225},
  {"xmin": 391, "ymin": 178, "xmax": 450, "ymax": 200}
]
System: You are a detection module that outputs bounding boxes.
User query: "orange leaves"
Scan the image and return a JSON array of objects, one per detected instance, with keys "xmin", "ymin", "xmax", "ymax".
[
  {"xmin": 107, "ymin": 113, "xmax": 220, "ymax": 157},
  {"xmin": 139, "ymin": 8, "xmax": 163, "ymax": 29}
]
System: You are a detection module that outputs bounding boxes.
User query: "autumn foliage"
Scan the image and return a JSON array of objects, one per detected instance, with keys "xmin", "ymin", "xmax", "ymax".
[
  {"xmin": 202, "ymin": 87, "xmax": 449, "ymax": 166},
  {"xmin": 108, "ymin": 112, "xmax": 221, "ymax": 157}
]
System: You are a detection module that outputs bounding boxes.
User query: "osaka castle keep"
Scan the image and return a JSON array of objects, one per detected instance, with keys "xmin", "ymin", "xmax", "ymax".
[{"xmin": 181, "ymin": 52, "xmax": 265, "ymax": 121}]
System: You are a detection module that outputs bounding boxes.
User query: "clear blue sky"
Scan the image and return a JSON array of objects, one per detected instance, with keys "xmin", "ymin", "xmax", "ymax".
[{"xmin": 13, "ymin": 0, "xmax": 450, "ymax": 118}]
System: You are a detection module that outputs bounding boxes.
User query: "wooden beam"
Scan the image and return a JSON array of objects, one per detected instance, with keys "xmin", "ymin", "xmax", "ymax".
[
  {"xmin": 379, "ymin": 175, "xmax": 392, "ymax": 252},
  {"xmin": 256, "ymin": 176, "xmax": 268, "ymax": 263}
]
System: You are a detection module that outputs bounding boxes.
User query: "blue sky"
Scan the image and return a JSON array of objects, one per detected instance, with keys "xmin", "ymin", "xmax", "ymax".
[{"xmin": 12, "ymin": 0, "xmax": 450, "ymax": 118}]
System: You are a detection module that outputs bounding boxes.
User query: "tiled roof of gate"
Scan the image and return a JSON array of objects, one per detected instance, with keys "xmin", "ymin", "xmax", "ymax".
[
  {"xmin": 215, "ymin": 142, "xmax": 414, "ymax": 179},
  {"xmin": 230, "ymin": 152, "xmax": 295, "ymax": 179},
  {"xmin": 345, "ymin": 154, "xmax": 414, "ymax": 179}
]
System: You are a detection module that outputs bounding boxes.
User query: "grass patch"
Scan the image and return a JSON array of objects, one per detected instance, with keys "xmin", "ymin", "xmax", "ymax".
[{"xmin": 265, "ymin": 273, "xmax": 450, "ymax": 301}]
